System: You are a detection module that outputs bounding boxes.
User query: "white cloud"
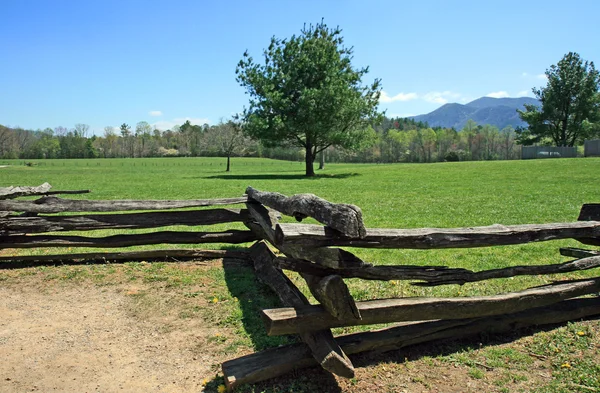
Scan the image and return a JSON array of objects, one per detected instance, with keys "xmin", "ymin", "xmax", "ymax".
[
  {"xmin": 422, "ymin": 91, "xmax": 463, "ymax": 105},
  {"xmin": 152, "ymin": 117, "xmax": 211, "ymax": 131},
  {"xmin": 522, "ymin": 71, "xmax": 547, "ymax": 81},
  {"xmin": 149, "ymin": 110, "xmax": 163, "ymax": 117},
  {"xmin": 517, "ymin": 90, "xmax": 532, "ymax": 97},
  {"xmin": 486, "ymin": 91, "xmax": 510, "ymax": 98},
  {"xmin": 379, "ymin": 90, "xmax": 418, "ymax": 103}
]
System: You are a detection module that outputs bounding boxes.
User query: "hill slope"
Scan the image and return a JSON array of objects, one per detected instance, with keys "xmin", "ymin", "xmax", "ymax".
[{"xmin": 412, "ymin": 97, "xmax": 540, "ymax": 129}]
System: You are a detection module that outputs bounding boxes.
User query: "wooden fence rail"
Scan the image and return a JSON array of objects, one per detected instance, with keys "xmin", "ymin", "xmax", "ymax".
[
  {"xmin": 223, "ymin": 296, "xmax": 600, "ymax": 387},
  {"xmin": 1, "ymin": 184, "xmax": 599, "ymax": 391},
  {"xmin": 261, "ymin": 276, "xmax": 600, "ymax": 335},
  {"xmin": 0, "ymin": 195, "xmax": 248, "ymax": 214},
  {"xmin": 275, "ymin": 221, "xmax": 600, "ymax": 249},
  {"xmin": 274, "ymin": 254, "xmax": 600, "ymax": 285},
  {"xmin": 0, "ymin": 230, "xmax": 258, "ymax": 249},
  {"xmin": 0, "ymin": 249, "xmax": 248, "ymax": 269},
  {"xmin": 229, "ymin": 188, "xmax": 600, "ymax": 389},
  {"xmin": 0, "ymin": 209, "xmax": 248, "ymax": 234}
]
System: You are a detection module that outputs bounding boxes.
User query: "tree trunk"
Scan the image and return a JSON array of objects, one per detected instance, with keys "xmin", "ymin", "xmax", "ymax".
[
  {"xmin": 561, "ymin": 119, "xmax": 568, "ymax": 146},
  {"xmin": 305, "ymin": 144, "xmax": 315, "ymax": 177},
  {"xmin": 318, "ymin": 150, "xmax": 325, "ymax": 170},
  {"xmin": 226, "ymin": 154, "xmax": 231, "ymax": 172}
]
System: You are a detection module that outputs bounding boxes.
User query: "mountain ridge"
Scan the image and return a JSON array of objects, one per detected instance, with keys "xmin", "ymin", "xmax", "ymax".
[{"xmin": 411, "ymin": 96, "xmax": 540, "ymax": 130}]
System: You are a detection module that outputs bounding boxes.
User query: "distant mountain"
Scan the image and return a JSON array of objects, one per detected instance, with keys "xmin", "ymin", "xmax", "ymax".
[{"xmin": 411, "ymin": 97, "xmax": 540, "ymax": 130}]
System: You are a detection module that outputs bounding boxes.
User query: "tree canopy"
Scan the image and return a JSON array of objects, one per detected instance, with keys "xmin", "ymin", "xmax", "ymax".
[
  {"xmin": 518, "ymin": 52, "xmax": 600, "ymax": 146},
  {"xmin": 235, "ymin": 20, "xmax": 383, "ymax": 176}
]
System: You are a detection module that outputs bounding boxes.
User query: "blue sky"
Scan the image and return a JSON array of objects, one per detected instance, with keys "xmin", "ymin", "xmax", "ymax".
[{"xmin": 1, "ymin": 0, "xmax": 599, "ymax": 135}]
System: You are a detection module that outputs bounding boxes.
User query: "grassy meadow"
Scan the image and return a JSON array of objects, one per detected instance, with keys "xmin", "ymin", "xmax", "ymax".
[{"xmin": 1, "ymin": 156, "xmax": 599, "ymax": 392}]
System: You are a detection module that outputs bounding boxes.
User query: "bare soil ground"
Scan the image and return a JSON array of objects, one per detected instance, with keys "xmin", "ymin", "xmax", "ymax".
[
  {"xmin": 0, "ymin": 274, "xmax": 227, "ymax": 393},
  {"xmin": 0, "ymin": 275, "xmax": 520, "ymax": 393}
]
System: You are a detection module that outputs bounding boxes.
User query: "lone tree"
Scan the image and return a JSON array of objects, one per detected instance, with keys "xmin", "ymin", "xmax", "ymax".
[
  {"xmin": 518, "ymin": 52, "xmax": 600, "ymax": 146},
  {"xmin": 211, "ymin": 118, "xmax": 250, "ymax": 172},
  {"xmin": 236, "ymin": 21, "xmax": 383, "ymax": 176}
]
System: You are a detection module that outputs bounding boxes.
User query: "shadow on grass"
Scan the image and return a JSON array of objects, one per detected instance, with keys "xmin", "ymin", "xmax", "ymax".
[
  {"xmin": 214, "ymin": 317, "xmax": 600, "ymax": 393},
  {"xmin": 208, "ymin": 275, "xmax": 600, "ymax": 393},
  {"xmin": 207, "ymin": 368, "xmax": 342, "ymax": 393},
  {"xmin": 215, "ymin": 247, "xmax": 343, "ymax": 392},
  {"xmin": 221, "ymin": 253, "xmax": 296, "ymax": 351},
  {"xmin": 200, "ymin": 172, "xmax": 360, "ymax": 180},
  {"xmin": 350, "ymin": 323, "xmax": 561, "ymax": 369}
]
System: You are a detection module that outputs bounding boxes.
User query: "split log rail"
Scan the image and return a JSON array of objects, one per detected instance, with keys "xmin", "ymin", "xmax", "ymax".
[{"xmin": 1, "ymin": 184, "xmax": 599, "ymax": 390}]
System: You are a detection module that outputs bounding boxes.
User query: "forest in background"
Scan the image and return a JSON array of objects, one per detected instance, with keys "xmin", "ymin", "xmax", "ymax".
[{"xmin": 0, "ymin": 117, "xmax": 528, "ymax": 163}]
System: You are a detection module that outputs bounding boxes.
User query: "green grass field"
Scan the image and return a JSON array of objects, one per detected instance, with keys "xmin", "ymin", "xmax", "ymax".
[{"xmin": 1, "ymin": 157, "xmax": 599, "ymax": 392}]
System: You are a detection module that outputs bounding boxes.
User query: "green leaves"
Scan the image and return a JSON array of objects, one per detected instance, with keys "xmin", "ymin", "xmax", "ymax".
[
  {"xmin": 236, "ymin": 20, "xmax": 383, "ymax": 176},
  {"xmin": 518, "ymin": 52, "xmax": 600, "ymax": 146}
]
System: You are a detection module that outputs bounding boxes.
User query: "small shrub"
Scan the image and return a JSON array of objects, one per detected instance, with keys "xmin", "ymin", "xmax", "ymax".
[{"xmin": 445, "ymin": 151, "xmax": 460, "ymax": 162}]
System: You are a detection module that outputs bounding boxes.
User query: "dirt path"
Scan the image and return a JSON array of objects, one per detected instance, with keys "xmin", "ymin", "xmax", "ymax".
[{"xmin": 0, "ymin": 283, "xmax": 217, "ymax": 393}]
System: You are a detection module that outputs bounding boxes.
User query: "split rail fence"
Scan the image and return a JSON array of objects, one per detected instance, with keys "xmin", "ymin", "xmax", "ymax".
[{"xmin": 1, "ymin": 183, "xmax": 600, "ymax": 390}]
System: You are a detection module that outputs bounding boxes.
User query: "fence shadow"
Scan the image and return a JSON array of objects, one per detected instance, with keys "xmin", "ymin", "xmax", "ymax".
[
  {"xmin": 224, "ymin": 366, "xmax": 342, "ymax": 392},
  {"xmin": 201, "ymin": 173, "xmax": 360, "ymax": 180},
  {"xmin": 349, "ymin": 323, "xmax": 552, "ymax": 369},
  {"xmin": 217, "ymin": 250, "xmax": 343, "ymax": 391},
  {"xmin": 221, "ymin": 253, "xmax": 298, "ymax": 352},
  {"xmin": 222, "ymin": 316, "xmax": 599, "ymax": 391}
]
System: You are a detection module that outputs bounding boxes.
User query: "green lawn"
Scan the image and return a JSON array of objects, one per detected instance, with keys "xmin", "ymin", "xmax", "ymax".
[
  {"xmin": 2, "ymin": 157, "xmax": 596, "ymax": 226},
  {"xmin": 2, "ymin": 157, "xmax": 599, "ymax": 294},
  {"xmin": 1, "ymin": 157, "xmax": 599, "ymax": 392}
]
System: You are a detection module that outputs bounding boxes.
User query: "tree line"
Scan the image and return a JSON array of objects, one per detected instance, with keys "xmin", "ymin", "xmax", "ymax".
[
  {"xmin": 0, "ymin": 120, "xmax": 245, "ymax": 162},
  {"xmin": 0, "ymin": 116, "xmax": 522, "ymax": 164},
  {"xmin": 327, "ymin": 118, "xmax": 520, "ymax": 163}
]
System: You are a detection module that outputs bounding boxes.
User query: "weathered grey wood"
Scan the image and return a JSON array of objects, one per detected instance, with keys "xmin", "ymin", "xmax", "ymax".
[
  {"xmin": 275, "ymin": 257, "xmax": 469, "ymax": 281},
  {"xmin": 414, "ymin": 256, "xmax": 600, "ymax": 286},
  {"xmin": 245, "ymin": 202, "xmax": 368, "ymax": 269},
  {"xmin": 223, "ymin": 296, "xmax": 600, "ymax": 387},
  {"xmin": 0, "ymin": 209, "xmax": 249, "ymax": 234},
  {"xmin": 245, "ymin": 202, "xmax": 362, "ymax": 319},
  {"xmin": 277, "ymin": 221, "xmax": 600, "ymax": 249},
  {"xmin": 301, "ymin": 273, "xmax": 361, "ymax": 320},
  {"xmin": 249, "ymin": 242, "xmax": 354, "ymax": 378},
  {"xmin": 283, "ymin": 243, "xmax": 368, "ymax": 269},
  {"xmin": 576, "ymin": 204, "xmax": 600, "ymax": 246},
  {"xmin": 578, "ymin": 204, "xmax": 600, "ymax": 221},
  {"xmin": 338, "ymin": 296, "xmax": 600, "ymax": 355},
  {"xmin": 0, "ymin": 230, "xmax": 258, "ymax": 249},
  {"xmin": 577, "ymin": 238, "xmax": 600, "ymax": 246},
  {"xmin": 0, "ymin": 183, "xmax": 51, "ymax": 199},
  {"xmin": 0, "ymin": 249, "xmax": 250, "ymax": 269},
  {"xmin": 560, "ymin": 247, "xmax": 600, "ymax": 259},
  {"xmin": 246, "ymin": 187, "xmax": 366, "ymax": 238},
  {"xmin": 0, "ymin": 183, "xmax": 91, "ymax": 200},
  {"xmin": 0, "ymin": 195, "xmax": 248, "ymax": 213},
  {"xmin": 262, "ymin": 277, "xmax": 600, "ymax": 335},
  {"xmin": 244, "ymin": 202, "xmax": 280, "ymax": 243},
  {"xmin": 250, "ymin": 242, "xmax": 307, "ymax": 309},
  {"xmin": 0, "ymin": 183, "xmax": 52, "ymax": 199},
  {"xmin": 223, "ymin": 342, "xmax": 314, "ymax": 389}
]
